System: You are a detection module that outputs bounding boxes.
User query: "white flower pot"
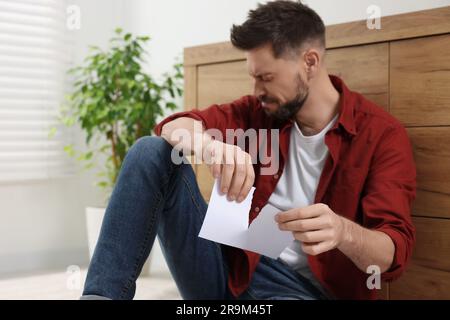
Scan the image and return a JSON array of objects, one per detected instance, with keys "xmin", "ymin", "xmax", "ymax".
[{"xmin": 85, "ymin": 207, "xmax": 152, "ymax": 276}]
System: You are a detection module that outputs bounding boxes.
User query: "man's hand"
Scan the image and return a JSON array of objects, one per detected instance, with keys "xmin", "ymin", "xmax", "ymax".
[
  {"xmin": 202, "ymin": 138, "xmax": 255, "ymax": 203},
  {"xmin": 275, "ymin": 203, "xmax": 346, "ymax": 256},
  {"xmin": 275, "ymin": 203, "xmax": 396, "ymax": 272}
]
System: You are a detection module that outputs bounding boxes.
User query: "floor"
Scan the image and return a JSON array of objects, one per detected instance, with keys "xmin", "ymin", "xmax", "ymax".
[{"xmin": 0, "ymin": 269, "xmax": 181, "ymax": 300}]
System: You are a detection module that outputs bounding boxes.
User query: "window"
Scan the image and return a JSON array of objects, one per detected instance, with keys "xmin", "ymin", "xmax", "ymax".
[{"xmin": 0, "ymin": 0, "xmax": 74, "ymax": 182}]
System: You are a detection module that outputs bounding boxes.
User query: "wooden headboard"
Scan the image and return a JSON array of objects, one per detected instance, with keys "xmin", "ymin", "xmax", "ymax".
[{"xmin": 182, "ymin": 6, "xmax": 450, "ymax": 300}]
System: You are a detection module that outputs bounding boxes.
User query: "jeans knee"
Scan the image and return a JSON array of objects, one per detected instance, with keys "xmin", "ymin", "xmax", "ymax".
[
  {"xmin": 127, "ymin": 136, "xmax": 173, "ymax": 166},
  {"xmin": 134, "ymin": 136, "xmax": 170, "ymax": 152}
]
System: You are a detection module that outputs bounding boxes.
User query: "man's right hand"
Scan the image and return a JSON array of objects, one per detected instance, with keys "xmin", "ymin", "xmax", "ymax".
[{"xmin": 202, "ymin": 139, "xmax": 255, "ymax": 203}]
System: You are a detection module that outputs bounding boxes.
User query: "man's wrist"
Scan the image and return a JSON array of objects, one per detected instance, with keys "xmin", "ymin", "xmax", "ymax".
[{"xmin": 338, "ymin": 216, "xmax": 358, "ymax": 250}]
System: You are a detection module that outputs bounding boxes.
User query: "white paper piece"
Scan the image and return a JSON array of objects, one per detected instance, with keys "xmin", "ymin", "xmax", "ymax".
[
  {"xmin": 246, "ymin": 203, "xmax": 295, "ymax": 258},
  {"xmin": 198, "ymin": 179, "xmax": 252, "ymax": 249},
  {"xmin": 199, "ymin": 180, "xmax": 294, "ymax": 258}
]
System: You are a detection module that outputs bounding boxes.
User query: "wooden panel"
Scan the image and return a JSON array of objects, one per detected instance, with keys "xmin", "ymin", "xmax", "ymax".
[
  {"xmin": 326, "ymin": 6, "xmax": 450, "ymax": 49},
  {"xmin": 391, "ymin": 34, "xmax": 450, "ymax": 126},
  {"xmin": 196, "ymin": 164, "xmax": 214, "ymax": 203},
  {"xmin": 411, "ymin": 217, "xmax": 450, "ymax": 271},
  {"xmin": 407, "ymin": 127, "xmax": 450, "ymax": 219},
  {"xmin": 197, "ymin": 61, "xmax": 253, "ymax": 107},
  {"xmin": 390, "ymin": 217, "xmax": 450, "ymax": 299},
  {"xmin": 184, "ymin": 7, "xmax": 450, "ymax": 66},
  {"xmin": 185, "ymin": 42, "xmax": 244, "ymax": 67},
  {"xmin": 183, "ymin": 66, "xmax": 198, "ymax": 170},
  {"xmin": 390, "ymin": 263, "xmax": 450, "ymax": 300},
  {"xmin": 184, "ymin": 66, "xmax": 197, "ymax": 110},
  {"xmin": 413, "ymin": 190, "xmax": 450, "ymax": 219},
  {"xmin": 326, "ymin": 43, "xmax": 389, "ymax": 110}
]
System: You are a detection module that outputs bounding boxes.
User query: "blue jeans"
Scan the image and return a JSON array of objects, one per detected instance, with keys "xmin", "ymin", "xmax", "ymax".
[{"xmin": 82, "ymin": 136, "xmax": 328, "ymax": 300}]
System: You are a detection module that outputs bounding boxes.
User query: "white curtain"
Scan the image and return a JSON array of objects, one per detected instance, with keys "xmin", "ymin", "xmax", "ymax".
[{"xmin": 0, "ymin": 0, "xmax": 74, "ymax": 182}]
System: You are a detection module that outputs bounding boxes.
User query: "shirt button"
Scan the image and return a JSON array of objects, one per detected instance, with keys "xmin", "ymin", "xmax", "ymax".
[{"xmin": 255, "ymin": 207, "xmax": 260, "ymax": 213}]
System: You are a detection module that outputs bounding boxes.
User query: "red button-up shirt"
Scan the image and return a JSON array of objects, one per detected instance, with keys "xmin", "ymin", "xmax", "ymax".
[{"xmin": 154, "ymin": 75, "xmax": 416, "ymax": 300}]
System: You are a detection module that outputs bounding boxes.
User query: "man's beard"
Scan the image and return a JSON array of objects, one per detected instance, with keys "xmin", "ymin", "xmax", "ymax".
[{"xmin": 261, "ymin": 74, "xmax": 309, "ymax": 122}]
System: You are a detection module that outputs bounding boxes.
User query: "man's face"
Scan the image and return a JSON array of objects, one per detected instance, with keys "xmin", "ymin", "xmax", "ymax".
[{"xmin": 246, "ymin": 43, "xmax": 309, "ymax": 121}]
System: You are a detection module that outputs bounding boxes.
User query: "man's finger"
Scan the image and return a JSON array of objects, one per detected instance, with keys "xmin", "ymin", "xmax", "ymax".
[
  {"xmin": 210, "ymin": 163, "xmax": 222, "ymax": 178},
  {"xmin": 275, "ymin": 204, "xmax": 325, "ymax": 223},
  {"xmin": 210, "ymin": 141, "xmax": 223, "ymax": 178},
  {"xmin": 237, "ymin": 154, "xmax": 255, "ymax": 202},
  {"xmin": 228, "ymin": 150, "xmax": 246, "ymax": 200},
  {"xmin": 220, "ymin": 145, "xmax": 235, "ymax": 194},
  {"xmin": 278, "ymin": 217, "xmax": 327, "ymax": 232},
  {"xmin": 301, "ymin": 241, "xmax": 332, "ymax": 256},
  {"xmin": 293, "ymin": 230, "xmax": 330, "ymax": 243}
]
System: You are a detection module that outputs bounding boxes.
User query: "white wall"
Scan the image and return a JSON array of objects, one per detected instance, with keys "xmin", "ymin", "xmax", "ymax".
[
  {"xmin": 0, "ymin": 0, "xmax": 125, "ymax": 276},
  {"xmin": 124, "ymin": 0, "xmax": 260, "ymax": 80},
  {"xmin": 306, "ymin": 0, "xmax": 450, "ymax": 24}
]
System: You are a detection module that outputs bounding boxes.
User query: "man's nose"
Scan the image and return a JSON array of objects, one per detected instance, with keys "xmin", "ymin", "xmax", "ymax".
[{"xmin": 253, "ymin": 81, "xmax": 265, "ymax": 98}]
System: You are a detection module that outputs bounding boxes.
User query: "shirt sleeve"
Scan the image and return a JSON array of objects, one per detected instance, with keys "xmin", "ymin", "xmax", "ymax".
[
  {"xmin": 361, "ymin": 124, "xmax": 417, "ymax": 282},
  {"xmin": 153, "ymin": 95, "xmax": 259, "ymax": 137}
]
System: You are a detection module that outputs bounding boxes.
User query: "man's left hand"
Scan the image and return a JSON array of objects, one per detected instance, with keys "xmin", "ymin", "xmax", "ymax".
[{"xmin": 275, "ymin": 203, "xmax": 346, "ymax": 256}]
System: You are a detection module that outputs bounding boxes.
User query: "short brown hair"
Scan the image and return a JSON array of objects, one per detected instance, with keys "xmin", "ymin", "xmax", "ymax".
[{"xmin": 230, "ymin": 0, "xmax": 325, "ymax": 58}]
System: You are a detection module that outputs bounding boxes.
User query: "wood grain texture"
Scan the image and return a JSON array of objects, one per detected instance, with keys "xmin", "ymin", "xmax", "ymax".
[
  {"xmin": 413, "ymin": 190, "xmax": 450, "ymax": 219},
  {"xmin": 326, "ymin": 43, "xmax": 389, "ymax": 110},
  {"xmin": 196, "ymin": 164, "xmax": 214, "ymax": 203},
  {"xmin": 197, "ymin": 61, "xmax": 253, "ymax": 107},
  {"xmin": 390, "ymin": 34, "xmax": 450, "ymax": 126},
  {"xmin": 390, "ymin": 262, "xmax": 450, "ymax": 300},
  {"xmin": 183, "ymin": 66, "xmax": 197, "ymax": 110},
  {"xmin": 389, "ymin": 217, "xmax": 450, "ymax": 299},
  {"xmin": 184, "ymin": 42, "xmax": 244, "ymax": 67},
  {"xmin": 183, "ymin": 66, "xmax": 198, "ymax": 172},
  {"xmin": 407, "ymin": 127, "xmax": 450, "ymax": 219},
  {"xmin": 326, "ymin": 6, "xmax": 450, "ymax": 49}
]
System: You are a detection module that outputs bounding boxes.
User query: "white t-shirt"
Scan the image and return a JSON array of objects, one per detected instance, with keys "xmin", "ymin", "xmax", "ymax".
[{"xmin": 267, "ymin": 113, "xmax": 339, "ymax": 294}]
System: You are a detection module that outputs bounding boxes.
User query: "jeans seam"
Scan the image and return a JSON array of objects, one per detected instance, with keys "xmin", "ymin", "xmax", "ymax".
[
  {"xmin": 118, "ymin": 193, "xmax": 163, "ymax": 299},
  {"xmin": 181, "ymin": 168, "xmax": 231, "ymax": 298},
  {"xmin": 119, "ymin": 158, "xmax": 176, "ymax": 299},
  {"xmin": 180, "ymin": 170, "xmax": 204, "ymax": 214}
]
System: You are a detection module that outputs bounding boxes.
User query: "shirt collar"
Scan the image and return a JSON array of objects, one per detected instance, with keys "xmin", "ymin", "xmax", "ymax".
[{"xmin": 329, "ymin": 75, "xmax": 357, "ymax": 136}]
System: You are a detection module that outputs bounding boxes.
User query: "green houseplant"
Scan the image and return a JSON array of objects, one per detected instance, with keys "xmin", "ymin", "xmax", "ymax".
[
  {"xmin": 58, "ymin": 28, "xmax": 183, "ymax": 267},
  {"xmin": 60, "ymin": 28, "xmax": 183, "ymax": 197}
]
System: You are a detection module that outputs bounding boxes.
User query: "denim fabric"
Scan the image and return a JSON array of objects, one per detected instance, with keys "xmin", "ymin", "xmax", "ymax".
[{"xmin": 82, "ymin": 136, "xmax": 328, "ymax": 300}]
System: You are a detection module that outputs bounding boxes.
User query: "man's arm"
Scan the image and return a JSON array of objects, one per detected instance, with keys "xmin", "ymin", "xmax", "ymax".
[{"xmin": 338, "ymin": 216, "xmax": 394, "ymax": 273}]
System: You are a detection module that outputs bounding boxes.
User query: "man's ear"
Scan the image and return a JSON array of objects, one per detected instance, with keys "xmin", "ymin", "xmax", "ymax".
[{"xmin": 303, "ymin": 49, "xmax": 321, "ymax": 79}]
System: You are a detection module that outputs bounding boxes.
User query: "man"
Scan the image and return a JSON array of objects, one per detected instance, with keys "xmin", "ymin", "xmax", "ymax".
[{"xmin": 82, "ymin": 0, "xmax": 416, "ymax": 300}]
